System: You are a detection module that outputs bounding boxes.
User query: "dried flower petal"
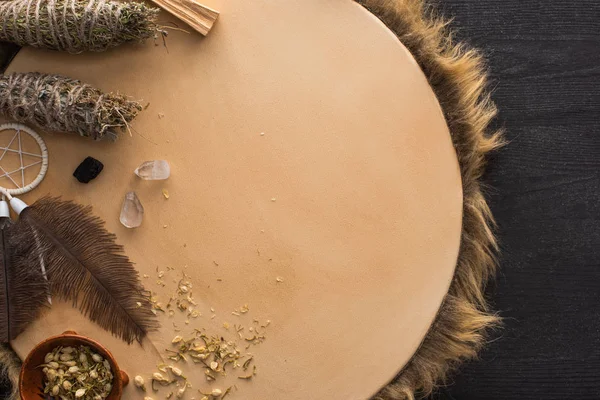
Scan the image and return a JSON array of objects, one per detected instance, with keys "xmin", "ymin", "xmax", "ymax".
[
  {"xmin": 153, "ymin": 372, "xmax": 167, "ymax": 381},
  {"xmin": 134, "ymin": 375, "xmax": 146, "ymax": 391},
  {"xmin": 172, "ymin": 335, "xmax": 183, "ymax": 344},
  {"xmin": 46, "ymin": 369, "xmax": 57, "ymax": 381}
]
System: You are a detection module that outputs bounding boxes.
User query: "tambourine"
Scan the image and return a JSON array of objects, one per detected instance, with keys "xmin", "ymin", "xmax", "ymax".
[{"xmin": 3, "ymin": 0, "xmax": 500, "ymax": 399}]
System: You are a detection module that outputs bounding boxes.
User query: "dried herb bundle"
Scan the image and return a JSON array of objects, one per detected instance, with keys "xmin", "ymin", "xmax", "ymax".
[
  {"xmin": 0, "ymin": 72, "xmax": 142, "ymax": 140},
  {"xmin": 0, "ymin": 0, "xmax": 159, "ymax": 53}
]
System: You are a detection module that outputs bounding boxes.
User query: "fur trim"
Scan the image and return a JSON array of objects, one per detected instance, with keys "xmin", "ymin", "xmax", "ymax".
[
  {"xmin": 355, "ymin": 0, "xmax": 503, "ymax": 399},
  {"xmin": 0, "ymin": 1, "xmax": 501, "ymax": 399},
  {"xmin": 0, "ymin": 343, "xmax": 21, "ymax": 400}
]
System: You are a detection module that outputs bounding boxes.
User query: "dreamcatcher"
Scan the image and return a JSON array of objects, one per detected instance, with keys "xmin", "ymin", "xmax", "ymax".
[{"xmin": 0, "ymin": 123, "xmax": 157, "ymax": 343}]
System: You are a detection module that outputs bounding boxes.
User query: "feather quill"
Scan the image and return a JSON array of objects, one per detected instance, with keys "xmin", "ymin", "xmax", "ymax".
[
  {"xmin": 0, "ymin": 216, "xmax": 49, "ymax": 342},
  {"xmin": 14, "ymin": 197, "xmax": 158, "ymax": 343}
]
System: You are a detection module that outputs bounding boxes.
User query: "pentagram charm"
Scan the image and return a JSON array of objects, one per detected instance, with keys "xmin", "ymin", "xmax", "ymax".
[{"xmin": 0, "ymin": 123, "xmax": 48, "ymax": 195}]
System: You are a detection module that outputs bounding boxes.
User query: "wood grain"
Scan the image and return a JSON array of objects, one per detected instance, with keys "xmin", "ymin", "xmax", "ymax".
[
  {"xmin": 431, "ymin": 0, "xmax": 600, "ymax": 399},
  {"xmin": 0, "ymin": 0, "xmax": 598, "ymax": 398},
  {"xmin": 150, "ymin": 0, "xmax": 218, "ymax": 35}
]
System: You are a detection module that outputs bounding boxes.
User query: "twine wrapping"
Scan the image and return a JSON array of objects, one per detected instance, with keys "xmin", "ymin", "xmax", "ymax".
[
  {"xmin": 0, "ymin": 72, "xmax": 142, "ymax": 140},
  {"xmin": 0, "ymin": 0, "xmax": 159, "ymax": 53}
]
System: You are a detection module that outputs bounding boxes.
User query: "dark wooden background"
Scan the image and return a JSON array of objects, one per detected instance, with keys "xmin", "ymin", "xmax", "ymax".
[
  {"xmin": 430, "ymin": 0, "xmax": 600, "ymax": 399},
  {"xmin": 1, "ymin": 0, "xmax": 599, "ymax": 399}
]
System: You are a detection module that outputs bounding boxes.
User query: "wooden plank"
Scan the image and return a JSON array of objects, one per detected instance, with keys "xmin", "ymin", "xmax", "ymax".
[{"xmin": 150, "ymin": 0, "xmax": 219, "ymax": 35}]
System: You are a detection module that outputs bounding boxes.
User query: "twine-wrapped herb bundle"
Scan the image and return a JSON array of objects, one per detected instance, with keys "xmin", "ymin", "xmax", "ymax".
[
  {"xmin": 0, "ymin": 0, "xmax": 159, "ymax": 53},
  {"xmin": 0, "ymin": 72, "xmax": 142, "ymax": 140}
]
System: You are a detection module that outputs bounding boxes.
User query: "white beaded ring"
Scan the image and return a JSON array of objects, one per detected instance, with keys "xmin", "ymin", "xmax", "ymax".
[{"xmin": 0, "ymin": 122, "xmax": 48, "ymax": 196}]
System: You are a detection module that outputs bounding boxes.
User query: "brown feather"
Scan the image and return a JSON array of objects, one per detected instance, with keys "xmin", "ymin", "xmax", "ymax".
[
  {"xmin": 0, "ymin": 216, "xmax": 49, "ymax": 342},
  {"xmin": 15, "ymin": 197, "xmax": 158, "ymax": 343}
]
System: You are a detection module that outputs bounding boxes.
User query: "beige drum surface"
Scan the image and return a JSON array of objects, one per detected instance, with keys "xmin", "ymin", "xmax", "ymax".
[{"xmin": 9, "ymin": 1, "xmax": 463, "ymax": 399}]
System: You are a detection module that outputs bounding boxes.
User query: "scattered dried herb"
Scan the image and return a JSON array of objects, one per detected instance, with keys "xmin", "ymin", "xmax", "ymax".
[
  {"xmin": 139, "ymin": 267, "xmax": 273, "ymax": 398},
  {"xmin": 242, "ymin": 357, "xmax": 253, "ymax": 371},
  {"xmin": 134, "ymin": 375, "xmax": 147, "ymax": 391},
  {"xmin": 221, "ymin": 386, "xmax": 233, "ymax": 399}
]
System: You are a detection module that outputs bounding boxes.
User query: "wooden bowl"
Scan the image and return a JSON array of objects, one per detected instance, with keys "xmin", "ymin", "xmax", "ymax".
[{"xmin": 19, "ymin": 331, "xmax": 129, "ymax": 400}]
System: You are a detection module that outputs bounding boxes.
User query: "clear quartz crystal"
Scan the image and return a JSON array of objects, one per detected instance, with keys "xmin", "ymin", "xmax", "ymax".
[
  {"xmin": 134, "ymin": 160, "xmax": 170, "ymax": 180},
  {"xmin": 120, "ymin": 192, "xmax": 144, "ymax": 228}
]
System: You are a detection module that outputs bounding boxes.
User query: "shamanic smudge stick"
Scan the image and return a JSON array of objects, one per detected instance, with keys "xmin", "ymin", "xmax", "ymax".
[
  {"xmin": 0, "ymin": 72, "xmax": 142, "ymax": 140},
  {"xmin": 0, "ymin": 0, "xmax": 159, "ymax": 53}
]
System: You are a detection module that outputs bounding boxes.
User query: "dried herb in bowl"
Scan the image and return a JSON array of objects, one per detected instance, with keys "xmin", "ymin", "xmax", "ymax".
[{"xmin": 40, "ymin": 345, "xmax": 114, "ymax": 400}]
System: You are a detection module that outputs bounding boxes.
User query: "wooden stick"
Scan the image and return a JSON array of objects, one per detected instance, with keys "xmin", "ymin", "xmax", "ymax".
[{"xmin": 150, "ymin": 0, "xmax": 219, "ymax": 36}]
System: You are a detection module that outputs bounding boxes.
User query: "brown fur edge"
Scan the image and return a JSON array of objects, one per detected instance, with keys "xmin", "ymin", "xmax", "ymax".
[
  {"xmin": 0, "ymin": 1, "xmax": 502, "ymax": 399},
  {"xmin": 0, "ymin": 343, "xmax": 20, "ymax": 400},
  {"xmin": 355, "ymin": 0, "xmax": 504, "ymax": 399}
]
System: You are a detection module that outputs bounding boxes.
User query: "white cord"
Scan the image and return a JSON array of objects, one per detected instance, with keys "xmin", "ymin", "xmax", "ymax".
[{"xmin": 0, "ymin": 123, "xmax": 48, "ymax": 197}]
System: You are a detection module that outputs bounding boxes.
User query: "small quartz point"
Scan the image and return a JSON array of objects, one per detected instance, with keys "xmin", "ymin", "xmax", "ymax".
[
  {"xmin": 134, "ymin": 160, "xmax": 170, "ymax": 180},
  {"xmin": 120, "ymin": 192, "xmax": 144, "ymax": 228}
]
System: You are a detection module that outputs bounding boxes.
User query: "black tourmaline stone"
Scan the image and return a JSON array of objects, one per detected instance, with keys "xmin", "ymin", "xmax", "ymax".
[{"xmin": 73, "ymin": 156, "xmax": 104, "ymax": 183}]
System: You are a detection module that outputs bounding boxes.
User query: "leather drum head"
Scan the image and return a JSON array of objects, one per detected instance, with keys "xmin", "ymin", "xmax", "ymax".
[{"xmin": 10, "ymin": 1, "xmax": 462, "ymax": 399}]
